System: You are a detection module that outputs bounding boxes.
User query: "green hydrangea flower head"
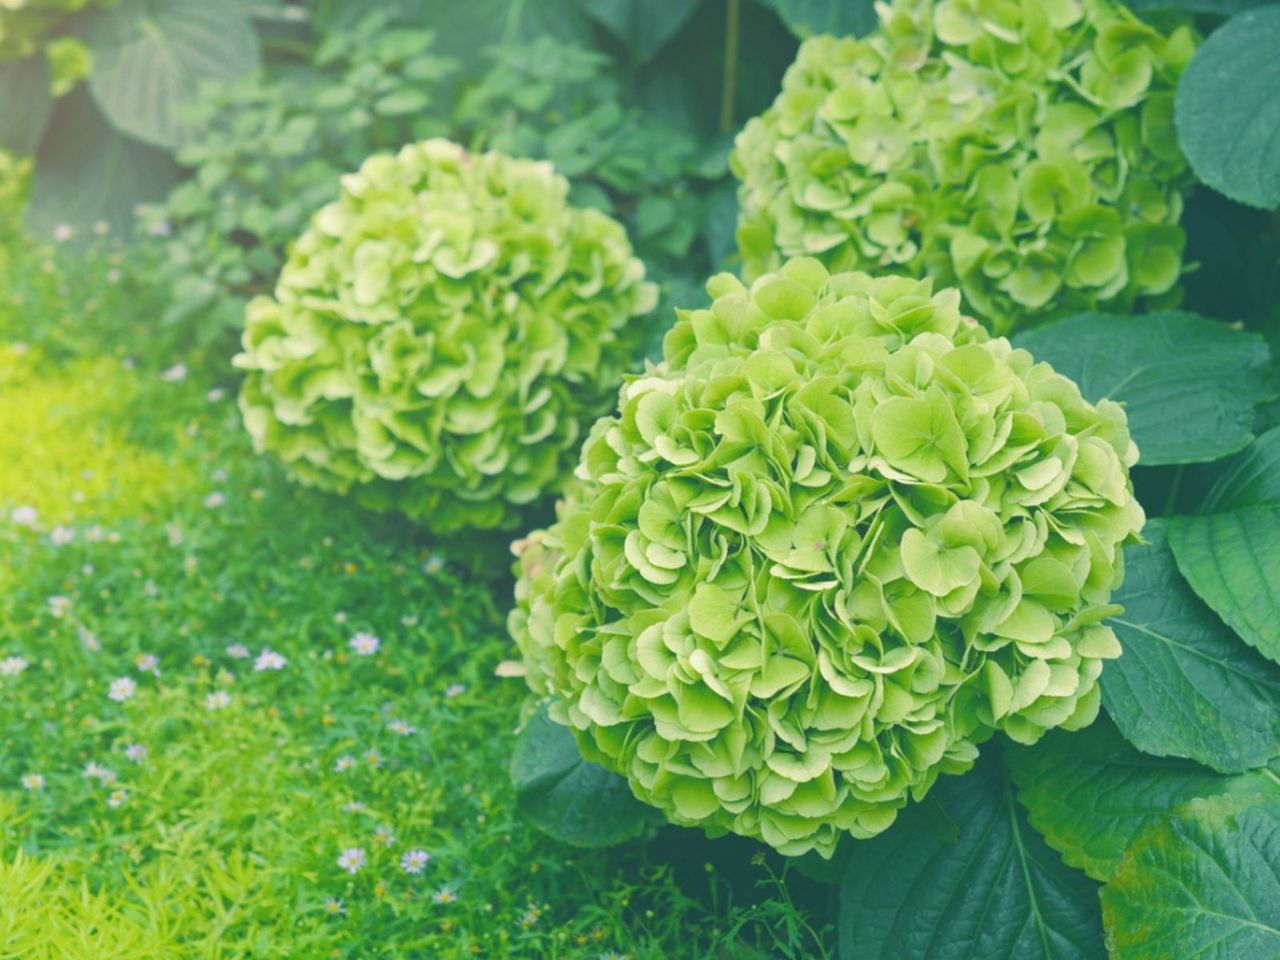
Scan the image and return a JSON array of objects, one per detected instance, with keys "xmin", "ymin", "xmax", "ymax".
[
  {"xmin": 0, "ymin": 0, "xmax": 114, "ymax": 63},
  {"xmin": 732, "ymin": 0, "xmax": 1196, "ymax": 334},
  {"xmin": 235, "ymin": 139, "xmax": 658, "ymax": 533},
  {"xmin": 511, "ymin": 258, "xmax": 1144, "ymax": 857}
]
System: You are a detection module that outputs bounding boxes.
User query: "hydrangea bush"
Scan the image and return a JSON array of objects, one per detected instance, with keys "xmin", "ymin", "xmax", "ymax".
[
  {"xmin": 511, "ymin": 258, "xmax": 1145, "ymax": 856},
  {"xmin": 235, "ymin": 139, "xmax": 657, "ymax": 533},
  {"xmin": 732, "ymin": 0, "xmax": 1196, "ymax": 334}
]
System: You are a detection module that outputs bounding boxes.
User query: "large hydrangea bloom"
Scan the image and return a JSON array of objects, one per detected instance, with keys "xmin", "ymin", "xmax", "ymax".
[
  {"xmin": 511, "ymin": 259, "xmax": 1144, "ymax": 857},
  {"xmin": 235, "ymin": 139, "xmax": 657, "ymax": 533},
  {"xmin": 733, "ymin": 0, "xmax": 1195, "ymax": 334},
  {"xmin": 0, "ymin": 0, "xmax": 112, "ymax": 61}
]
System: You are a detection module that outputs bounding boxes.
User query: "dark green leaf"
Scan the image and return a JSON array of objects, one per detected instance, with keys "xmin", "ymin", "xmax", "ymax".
[
  {"xmin": 1128, "ymin": 0, "xmax": 1272, "ymax": 13},
  {"xmin": 0, "ymin": 56, "xmax": 52, "ymax": 155},
  {"xmin": 573, "ymin": 0, "xmax": 705, "ymax": 62},
  {"xmin": 1101, "ymin": 795, "xmax": 1280, "ymax": 959},
  {"xmin": 1008, "ymin": 717, "xmax": 1280, "ymax": 882},
  {"xmin": 1102, "ymin": 520, "xmax": 1280, "ymax": 774},
  {"xmin": 838, "ymin": 750, "xmax": 1106, "ymax": 960},
  {"xmin": 1013, "ymin": 311, "xmax": 1273, "ymax": 466},
  {"xmin": 759, "ymin": 0, "xmax": 877, "ymax": 38},
  {"xmin": 1203, "ymin": 426, "xmax": 1280, "ymax": 512},
  {"xmin": 26, "ymin": 89, "xmax": 180, "ymax": 238},
  {"xmin": 1175, "ymin": 4, "xmax": 1280, "ymax": 209},
  {"xmin": 510, "ymin": 704, "xmax": 658, "ymax": 848},
  {"xmin": 1169, "ymin": 507, "xmax": 1280, "ymax": 664},
  {"xmin": 82, "ymin": 0, "xmax": 261, "ymax": 149}
]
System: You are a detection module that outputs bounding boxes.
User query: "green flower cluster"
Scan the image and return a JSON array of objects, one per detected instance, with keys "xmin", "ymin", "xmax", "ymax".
[
  {"xmin": 235, "ymin": 139, "xmax": 657, "ymax": 533},
  {"xmin": 511, "ymin": 259, "xmax": 1144, "ymax": 856},
  {"xmin": 0, "ymin": 0, "xmax": 112, "ymax": 62},
  {"xmin": 732, "ymin": 0, "xmax": 1195, "ymax": 334}
]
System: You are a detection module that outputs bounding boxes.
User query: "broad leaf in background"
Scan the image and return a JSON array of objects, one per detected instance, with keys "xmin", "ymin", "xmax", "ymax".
[
  {"xmin": 510, "ymin": 704, "xmax": 659, "ymax": 848},
  {"xmin": 80, "ymin": 0, "xmax": 261, "ymax": 150},
  {"xmin": 1008, "ymin": 717, "xmax": 1280, "ymax": 882},
  {"xmin": 1013, "ymin": 311, "xmax": 1273, "ymax": 466},
  {"xmin": 1129, "ymin": 0, "xmax": 1274, "ymax": 13},
  {"xmin": 1202, "ymin": 426, "xmax": 1280, "ymax": 512},
  {"xmin": 1101, "ymin": 795, "xmax": 1280, "ymax": 959},
  {"xmin": 760, "ymin": 0, "xmax": 877, "ymax": 37},
  {"xmin": 1102, "ymin": 520, "xmax": 1280, "ymax": 774},
  {"xmin": 26, "ymin": 89, "xmax": 180, "ymax": 237},
  {"xmin": 573, "ymin": 0, "xmax": 705, "ymax": 62},
  {"xmin": 1170, "ymin": 507, "xmax": 1280, "ymax": 664},
  {"xmin": 1175, "ymin": 4, "xmax": 1280, "ymax": 210},
  {"xmin": 838, "ymin": 750, "xmax": 1105, "ymax": 960},
  {"xmin": 0, "ymin": 57, "xmax": 52, "ymax": 155}
]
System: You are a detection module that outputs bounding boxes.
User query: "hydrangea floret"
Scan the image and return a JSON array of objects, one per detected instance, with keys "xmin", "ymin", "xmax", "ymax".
[
  {"xmin": 511, "ymin": 258, "xmax": 1144, "ymax": 857},
  {"xmin": 235, "ymin": 139, "xmax": 657, "ymax": 533},
  {"xmin": 732, "ymin": 0, "xmax": 1196, "ymax": 333}
]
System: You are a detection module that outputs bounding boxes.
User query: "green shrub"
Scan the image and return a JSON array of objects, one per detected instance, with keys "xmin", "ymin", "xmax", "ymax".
[
  {"xmin": 235, "ymin": 139, "xmax": 657, "ymax": 534},
  {"xmin": 511, "ymin": 258, "xmax": 1145, "ymax": 857},
  {"xmin": 732, "ymin": 0, "xmax": 1196, "ymax": 334},
  {"xmin": 0, "ymin": 0, "xmax": 110, "ymax": 62}
]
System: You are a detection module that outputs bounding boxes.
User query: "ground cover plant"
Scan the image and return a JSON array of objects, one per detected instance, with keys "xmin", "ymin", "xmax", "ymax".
[{"xmin": 2, "ymin": 0, "xmax": 1280, "ymax": 958}]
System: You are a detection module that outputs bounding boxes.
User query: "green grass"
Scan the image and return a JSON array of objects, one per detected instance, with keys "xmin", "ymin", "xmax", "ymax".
[{"xmin": 0, "ymin": 209, "xmax": 833, "ymax": 957}]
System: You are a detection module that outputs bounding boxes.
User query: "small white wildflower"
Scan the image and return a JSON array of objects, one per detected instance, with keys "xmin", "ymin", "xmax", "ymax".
[
  {"xmin": 374, "ymin": 825, "xmax": 396, "ymax": 847},
  {"xmin": 254, "ymin": 649, "xmax": 287, "ymax": 672},
  {"xmin": 349, "ymin": 632, "xmax": 380, "ymax": 657},
  {"xmin": 78, "ymin": 626, "xmax": 101, "ymax": 652},
  {"xmin": 204, "ymin": 690, "xmax": 231, "ymax": 710},
  {"xmin": 401, "ymin": 849, "xmax": 430, "ymax": 874},
  {"xmin": 334, "ymin": 755, "xmax": 356, "ymax": 773},
  {"xmin": 82, "ymin": 563, "xmax": 94, "ymax": 575},
  {"xmin": 9, "ymin": 504, "xmax": 38, "ymax": 526},
  {"xmin": 166, "ymin": 523, "xmax": 184, "ymax": 547},
  {"xmin": 107, "ymin": 789, "xmax": 128, "ymax": 808},
  {"xmin": 363, "ymin": 750, "xmax": 381, "ymax": 768},
  {"xmin": 323, "ymin": 897, "xmax": 345, "ymax": 916},
  {"xmin": 444, "ymin": 683, "xmax": 466, "ymax": 698},
  {"xmin": 48, "ymin": 525, "xmax": 75, "ymax": 547},
  {"xmin": 48, "ymin": 595, "xmax": 72, "ymax": 619},
  {"xmin": 431, "ymin": 887, "xmax": 458, "ymax": 905},
  {"xmin": 333, "ymin": 611, "xmax": 348, "ymax": 624},
  {"xmin": 423, "ymin": 553, "xmax": 445, "ymax": 575},
  {"xmin": 226, "ymin": 643, "xmax": 251, "ymax": 659},
  {"xmin": 135, "ymin": 653, "xmax": 160, "ymax": 675},
  {"xmin": 203, "ymin": 492, "xmax": 226, "ymax": 509},
  {"xmin": 336, "ymin": 847, "xmax": 367, "ymax": 874},
  {"xmin": 20, "ymin": 773, "xmax": 44, "ymax": 792},
  {"xmin": 206, "ymin": 387, "xmax": 226, "ymax": 403},
  {"xmin": 52, "ymin": 224, "xmax": 75, "ymax": 242},
  {"xmin": 106, "ymin": 268, "xmax": 122, "ymax": 284},
  {"xmin": 108, "ymin": 676, "xmax": 137, "ymax": 702},
  {"xmin": 388, "ymin": 719, "xmax": 416, "ymax": 737},
  {"xmin": 147, "ymin": 219, "xmax": 172, "ymax": 237},
  {"xmin": 400, "ymin": 614, "xmax": 418, "ymax": 628},
  {"xmin": 85, "ymin": 525, "xmax": 105, "ymax": 543},
  {"xmin": 143, "ymin": 579, "xmax": 158, "ymax": 597},
  {"xmin": 92, "ymin": 220, "xmax": 110, "ymax": 236},
  {"xmin": 124, "ymin": 743, "xmax": 147, "ymax": 764},
  {"xmin": 82, "ymin": 762, "xmax": 116, "ymax": 784},
  {"xmin": 341, "ymin": 801, "xmax": 366, "ymax": 813},
  {"xmin": 161, "ymin": 363, "xmax": 188, "ymax": 383},
  {"xmin": 0, "ymin": 656, "xmax": 28, "ymax": 677}
]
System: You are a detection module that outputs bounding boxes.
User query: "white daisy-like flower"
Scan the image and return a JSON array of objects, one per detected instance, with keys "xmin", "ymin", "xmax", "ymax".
[
  {"xmin": 108, "ymin": 676, "xmax": 137, "ymax": 702},
  {"xmin": 135, "ymin": 654, "xmax": 160, "ymax": 675},
  {"xmin": 161, "ymin": 363, "xmax": 188, "ymax": 383},
  {"xmin": 124, "ymin": 743, "xmax": 147, "ymax": 764},
  {"xmin": 341, "ymin": 801, "xmax": 366, "ymax": 814},
  {"xmin": 52, "ymin": 224, "xmax": 75, "ymax": 242},
  {"xmin": 349, "ymin": 632, "xmax": 380, "ymax": 657},
  {"xmin": 20, "ymin": 773, "xmax": 44, "ymax": 792},
  {"xmin": 83, "ymin": 762, "xmax": 116, "ymax": 784},
  {"xmin": 423, "ymin": 553, "xmax": 445, "ymax": 575},
  {"xmin": 444, "ymin": 683, "xmax": 467, "ymax": 698},
  {"xmin": 374, "ymin": 825, "xmax": 396, "ymax": 848},
  {"xmin": 323, "ymin": 897, "xmax": 345, "ymax": 916},
  {"xmin": 336, "ymin": 847, "xmax": 367, "ymax": 874},
  {"xmin": 254, "ymin": 649, "xmax": 286, "ymax": 672},
  {"xmin": 0, "ymin": 656, "xmax": 28, "ymax": 677},
  {"xmin": 334, "ymin": 755, "xmax": 356, "ymax": 773},
  {"xmin": 400, "ymin": 615, "xmax": 419, "ymax": 628},
  {"xmin": 431, "ymin": 887, "xmax": 459, "ymax": 905},
  {"xmin": 78, "ymin": 626, "xmax": 101, "ymax": 652},
  {"xmin": 85, "ymin": 525, "xmax": 105, "ymax": 543},
  {"xmin": 206, "ymin": 387, "xmax": 227, "ymax": 403},
  {"xmin": 49, "ymin": 525, "xmax": 74, "ymax": 546},
  {"xmin": 203, "ymin": 492, "xmax": 226, "ymax": 509},
  {"xmin": 9, "ymin": 505, "xmax": 38, "ymax": 526},
  {"xmin": 400, "ymin": 849, "xmax": 430, "ymax": 874},
  {"xmin": 388, "ymin": 719, "xmax": 416, "ymax": 737},
  {"xmin": 107, "ymin": 789, "xmax": 128, "ymax": 808},
  {"xmin": 226, "ymin": 643, "xmax": 251, "ymax": 659},
  {"xmin": 204, "ymin": 691, "xmax": 231, "ymax": 710},
  {"xmin": 48, "ymin": 595, "xmax": 72, "ymax": 619}
]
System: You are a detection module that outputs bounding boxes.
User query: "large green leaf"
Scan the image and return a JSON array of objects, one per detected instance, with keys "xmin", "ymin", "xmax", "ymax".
[
  {"xmin": 838, "ymin": 750, "xmax": 1106, "ymax": 960},
  {"xmin": 1013, "ymin": 311, "xmax": 1273, "ymax": 466},
  {"xmin": 81, "ymin": 0, "xmax": 260, "ymax": 150},
  {"xmin": 25, "ymin": 89, "xmax": 180, "ymax": 238},
  {"xmin": 0, "ymin": 57, "xmax": 52, "ymax": 155},
  {"xmin": 1129, "ymin": 0, "xmax": 1273, "ymax": 13},
  {"xmin": 1175, "ymin": 5, "xmax": 1280, "ymax": 210},
  {"xmin": 1102, "ymin": 520, "xmax": 1280, "ymax": 774},
  {"xmin": 1101, "ymin": 795, "xmax": 1280, "ymax": 959},
  {"xmin": 1169, "ymin": 507, "xmax": 1280, "ymax": 665},
  {"xmin": 759, "ymin": 0, "xmax": 878, "ymax": 38},
  {"xmin": 573, "ymin": 0, "xmax": 705, "ymax": 62},
  {"xmin": 1008, "ymin": 717, "xmax": 1280, "ymax": 882},
  {"xmin": 510, "ymin": 704, "xmax": 659, "ymax": 848},
  {"xmin": 1203, "ymin": 426, "xmax": 1280, "ymax": 512}
]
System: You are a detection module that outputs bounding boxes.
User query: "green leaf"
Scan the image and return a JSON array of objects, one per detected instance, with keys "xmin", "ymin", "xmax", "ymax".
[
  {"xmin": 1013, "ymin": 311, "xmax": 1273, "ymax": 466},
  {"xmin": 1202, "ymin": 425, "xmax": 1280, "ymax": 512},
  {"xmin": 1175, "ymin": 5, "xmax": 1280, "ymax": 210},
  {"xmin": 1008, "ymin": 717, "xmax": 1280, "ymax": 882},
  {"xmin": 510, "ymin": 704, "xmax": 659, "ymax": 848},
  {"xmin": 82, "ymin": 0, "xmax": 261, "ymax": 150},
  {"xmin": 573, "ymin": 0, "xmax": 705, "ymax": 62},
  {"xmin": 25, "ymin": 89, "xmax": 180, "ymax": 238},
  {"xmin": 759, "ymin": 0, "xmax": 877, "ymax": 38},
  {"xmin": 1101, "ymin": 795, "xmax": 1280, "ymax": 959},
  {"xmin": 1169, "ymin": 507, "xmax": 1280, "ymax": 665},
  {"xmin": 1102, "ymin": 520, "xmax": 1280, "ymax": 774},
  {"xmin": 838, "ymin": 750, "xmax": 1106, "ymax": 960},
  {"xmin": 1128, "ymin": 0, "xmax": 1272, "ymax": 14},
  {"xmin": 0, "ymin": 56, "xmax": 52, "ymax": 155}
]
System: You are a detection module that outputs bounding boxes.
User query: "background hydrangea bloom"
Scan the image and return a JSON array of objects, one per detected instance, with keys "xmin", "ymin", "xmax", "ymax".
[
  {"xmin": 732, "ymin": 0, "xmax": 1195, "ymax": 334},
  {"xmin": 511, "ymin": 258, "xmax": 1145, "ymax": 857},
  {"xmin": 236, "ymin": 139, "xmax": 657, "ymax": 533}
]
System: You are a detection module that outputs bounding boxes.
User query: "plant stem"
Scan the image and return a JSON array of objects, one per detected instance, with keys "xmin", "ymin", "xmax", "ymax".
[
  {"xmin": 1164, "ymin": 465, "xmax": 1185, "ymax": 516},
  {"xmin": 719, "ymin": 0, "xmax": 741, "ymax": 134}
]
